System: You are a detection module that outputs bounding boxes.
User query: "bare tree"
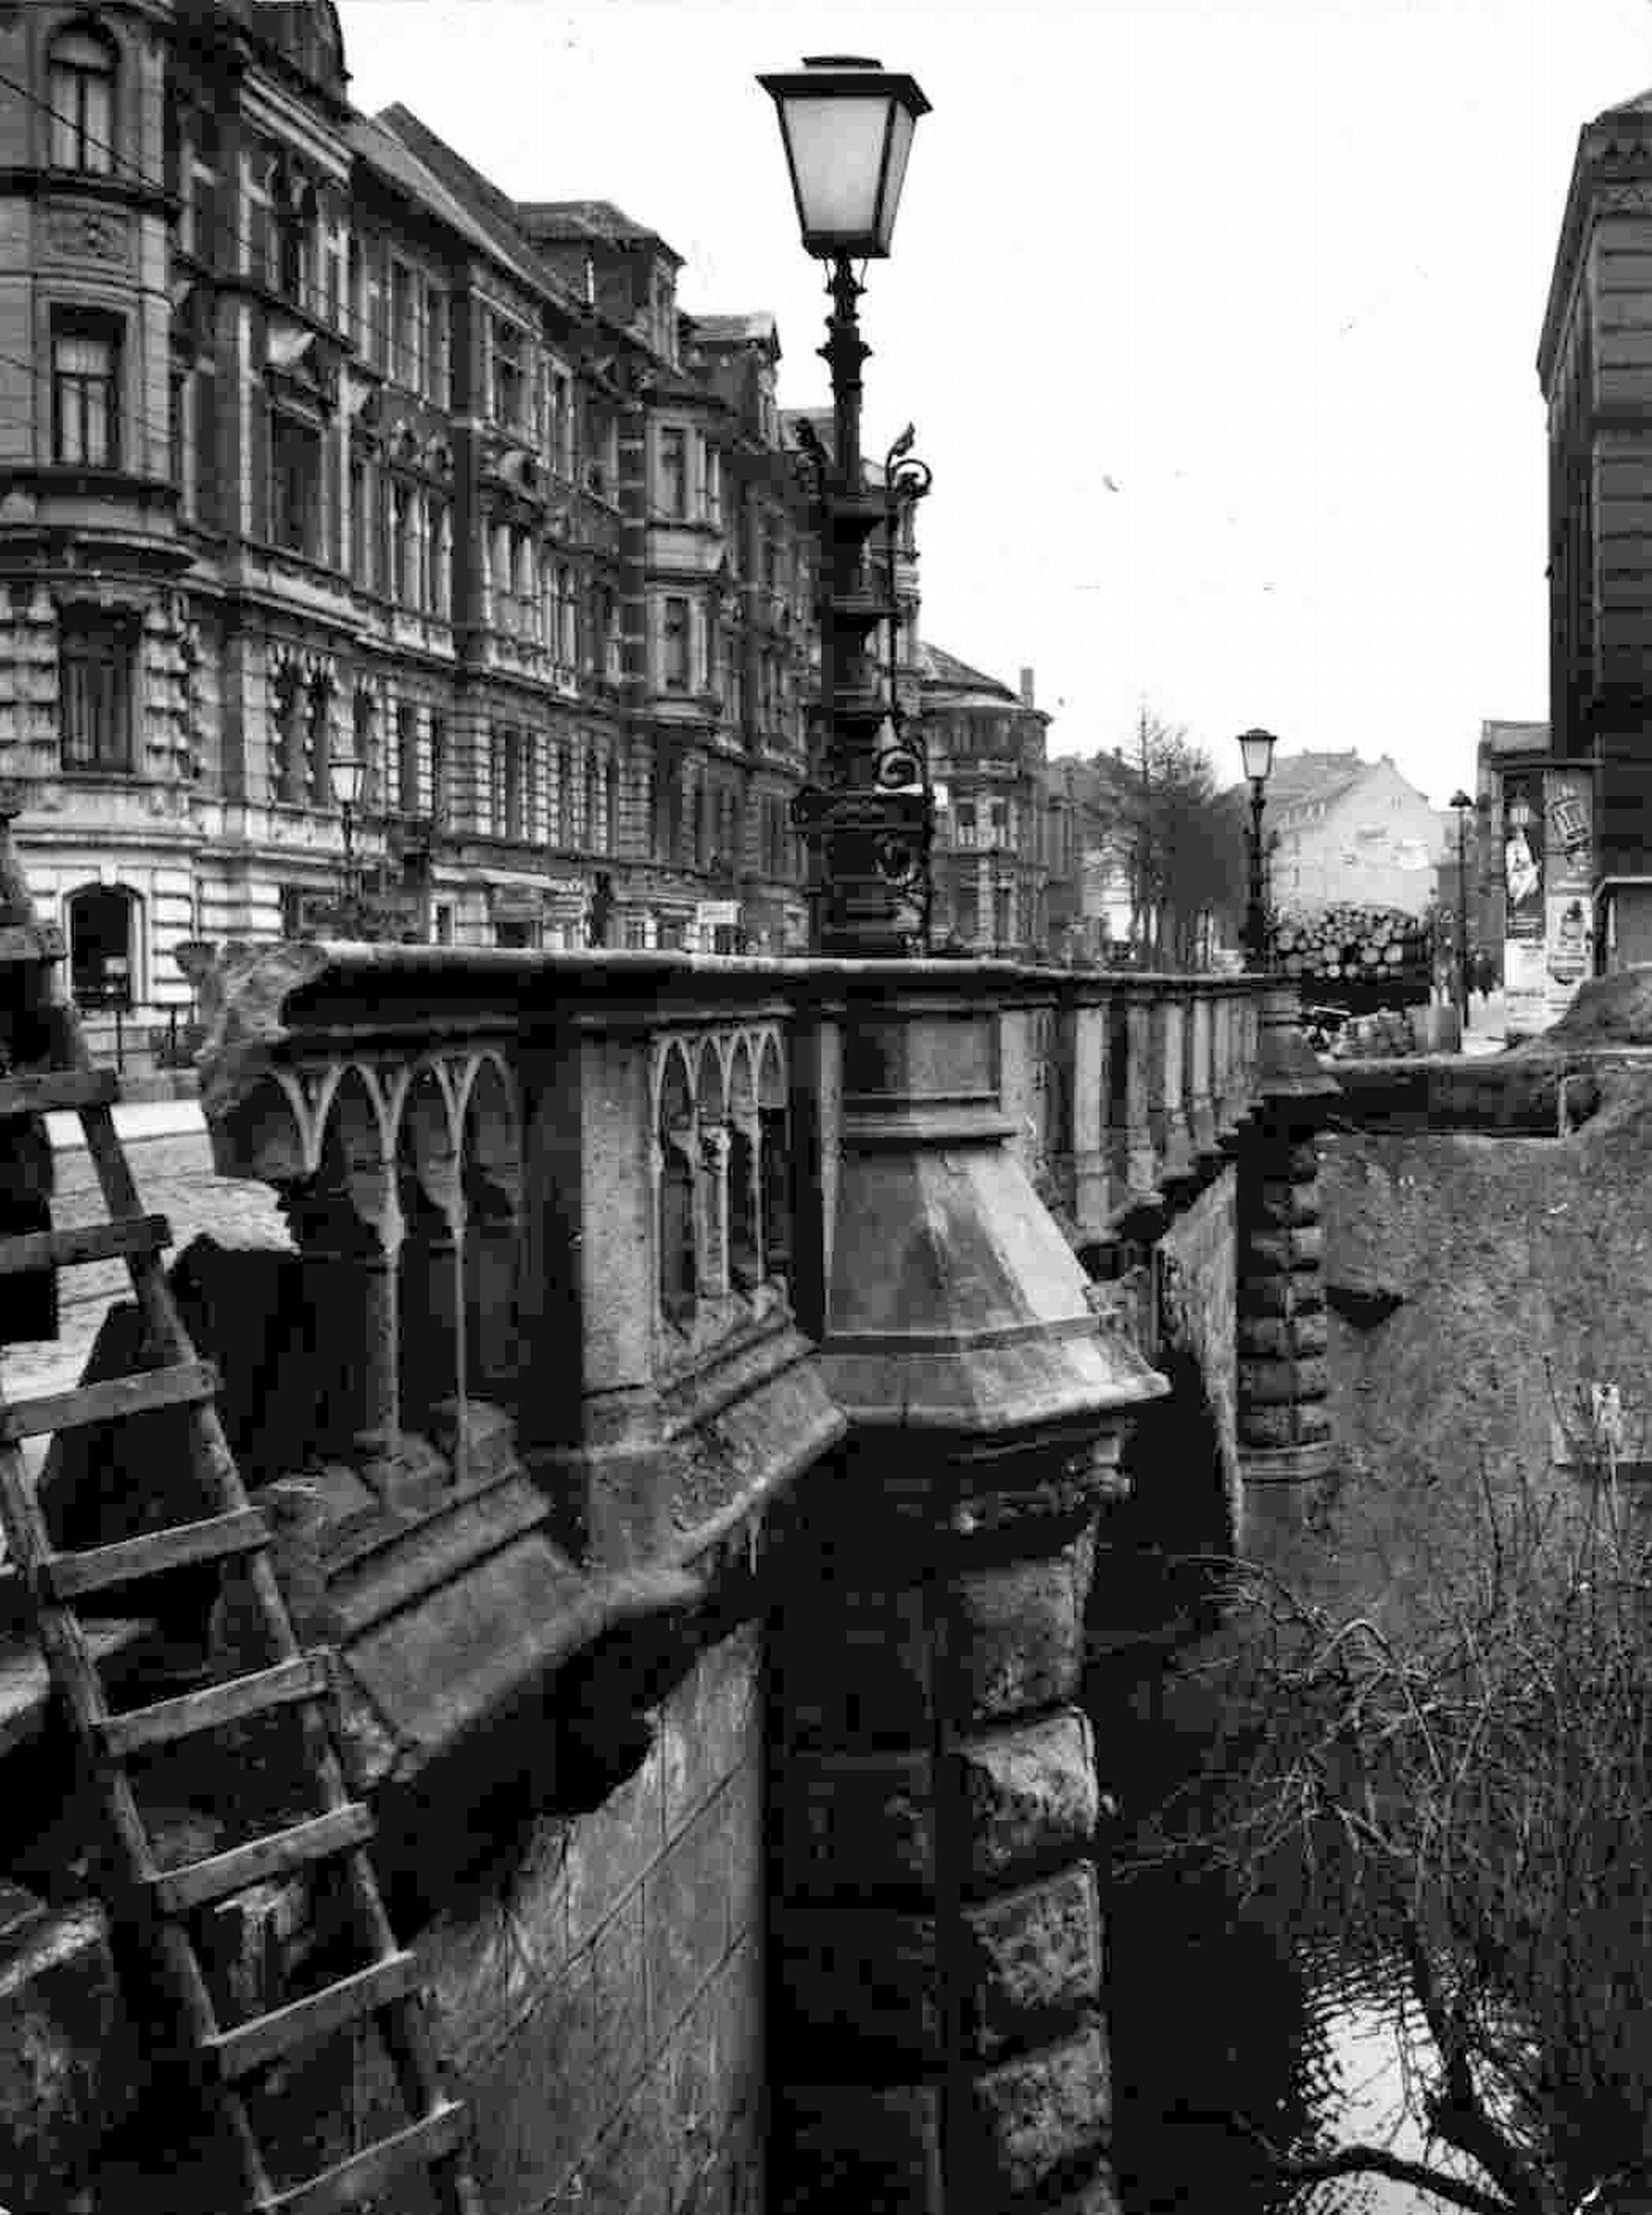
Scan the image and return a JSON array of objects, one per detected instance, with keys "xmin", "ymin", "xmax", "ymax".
[
  {"xmin": 1122, "ymin": 711, "xmax": 1249, "ymax": 966},
  {"xmin": 1123, "ymin": 1462, "xmax": 1652, "ymax": 2215}
]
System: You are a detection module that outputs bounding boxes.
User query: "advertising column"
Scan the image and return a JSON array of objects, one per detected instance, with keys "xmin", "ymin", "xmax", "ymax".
[
  {"xmin": 1543, "ymin": 770, "xmax": 1594, "ymax": 1023},
  {"xmin": 1502, "ymin": 769, "xmax": 1547, "ymax": 1036}
]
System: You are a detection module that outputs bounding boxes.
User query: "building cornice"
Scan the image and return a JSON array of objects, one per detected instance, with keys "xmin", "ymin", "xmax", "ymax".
[{"xmin": 1539, "ymin": 108, "xmax": 1652, "ymax": 390}]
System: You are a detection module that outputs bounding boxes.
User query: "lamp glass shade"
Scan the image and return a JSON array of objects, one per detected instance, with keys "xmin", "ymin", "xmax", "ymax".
[
  {"xmin": 760, "ymin": 59, "xmax": 929, "ymax": 258},
  {"xmin": 1449, "ymin": 789, "xmax": 1473, "ymax": 812},
  {"xmin": 1238, "ymin": 727, "xmax": 1277, "ymax": 783},
  {"xmin": 329, "ymin": 752, "xmax": 365, "ymax": 810}
]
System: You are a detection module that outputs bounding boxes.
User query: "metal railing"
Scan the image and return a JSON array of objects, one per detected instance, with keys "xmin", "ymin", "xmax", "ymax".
[{"xmin": 74, "ymin": 998, "xmax": 204, "ymax": 1077}]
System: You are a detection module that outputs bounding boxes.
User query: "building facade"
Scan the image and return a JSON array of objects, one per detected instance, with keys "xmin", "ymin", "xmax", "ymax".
[
  {"xmin": 1540, "ymin": 87, "xmax": 1652, "ymax": 966},
  {"xmin": 0, "ymin": 0, "xmax": 817, "ymax": 1031},
  {"xmin": 1260, "ymin": 751, "xmax": 1446, "ymax": 917},
  {"xmin": 1042, "ymin": 751, "xmax": 1140, "ymax": 962},
  {"xmin": 923, "ymin": 647, "xmax": 1049, "ymax": 958}
]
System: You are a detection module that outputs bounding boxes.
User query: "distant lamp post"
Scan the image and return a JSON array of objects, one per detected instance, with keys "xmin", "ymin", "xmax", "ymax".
[
  {"xmin": 1237, "ymin": 726, "xmax": 1277, "ymax": 970},
  {"xmin": 1450, "ymin": 787, "xmax": 1474, "ymax": 1022},
  {"xmin": 328, "ymin": 749, "xmax": 366, "ymax": 936},
  {"xmin": 761, "ymin": 55, "xmax": 934, "ymax": 955}
]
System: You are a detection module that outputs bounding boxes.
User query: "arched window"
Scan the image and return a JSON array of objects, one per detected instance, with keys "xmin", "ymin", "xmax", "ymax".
[{"xmin": 49, "ymin": 22, "xmax": 116, "ymax": 174}]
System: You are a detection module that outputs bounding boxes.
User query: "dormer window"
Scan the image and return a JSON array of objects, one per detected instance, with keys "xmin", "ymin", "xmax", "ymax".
[{"xmin": 49, "ymin": 23, "xmax": 116, "ymax": 174}]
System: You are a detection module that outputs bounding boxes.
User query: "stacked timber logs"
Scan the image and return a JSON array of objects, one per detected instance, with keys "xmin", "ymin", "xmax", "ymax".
[{"xmin": 1273, "ymin": 904, "xmax": 1432, "ymax": 996}]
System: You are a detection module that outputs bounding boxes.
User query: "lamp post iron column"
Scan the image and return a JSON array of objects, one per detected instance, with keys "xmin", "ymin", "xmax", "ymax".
[
  {"xmin": 1450, "ymin": 787, "xmax": 1473, "ymax": 1024},
  {"xmin": 1237, "ymin": 726, "xmax": 1277, "ymax": 971},
  {"xmin": 328, "ymin": 749, "xmax": 366, "ymax": 938},
  {"xmin": 762, "ymin": 56, "xmax": 934, "ymax": 957}
]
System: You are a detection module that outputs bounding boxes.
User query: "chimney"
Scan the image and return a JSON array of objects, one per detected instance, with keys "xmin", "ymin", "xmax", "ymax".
[{"xmin": 1019, "ymin": 665, "xmax": 1035, "ymax": 708}]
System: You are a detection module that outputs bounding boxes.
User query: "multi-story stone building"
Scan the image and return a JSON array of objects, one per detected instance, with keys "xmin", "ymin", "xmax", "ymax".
[
  {"xmin": 0, "ymin": 0, "xmax": 816, "ymax": 1026},
  {"xmin": 1540, "ymin": 83, "xmax": 1652, "ymax": 965},
  {"xmin": 923, "ymin": 647, "xmax": 1049, "ymax": 957}
]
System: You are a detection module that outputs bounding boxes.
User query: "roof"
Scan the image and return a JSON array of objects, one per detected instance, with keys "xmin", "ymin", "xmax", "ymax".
[
  {"xmin": 691, "ymin": 313, "xmax": 780, "ymax": 351},
  {"xmin": 1261, "ymin": 749, "xmax": 1369, "ymax": 811},
  {"xmin": 917, "ymin": 643, "xmax": 1018, "ymax": 704},
  {"xmin": 518, "ymin": 200, "xmax": 683, "ymax": 268},
  {"xmin": 368, "ymin": 107, "xmax": 579, "ymax": 309}
]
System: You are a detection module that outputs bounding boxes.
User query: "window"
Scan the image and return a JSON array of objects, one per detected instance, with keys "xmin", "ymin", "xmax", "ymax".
[
  {"xmin": 491, "ymin": 319, "xmax": 524, "ymax": 429},
  {"xmin": 706, "ymin": 445, "xmax": 722, "ymax": 525},
  {"xmin": 397, "ymin": 703, "xmax": 420, "ymax": 815},
  {"xmin": 349, "ymin": 456, "xmax": 369, "ymax": 584},
  {"xmin": 491, "ymin": 725, "xmax": 524, "ymax": 840},
  {"xmin": 429, "ymin": 501, "xmax": 451, "ymax": 619},
  {"xmin": 169, "ymin": 368, "xmax": 186, "ymax": 496},
  {"xmin": 59, "ymin": 611, "xmax": 132, "ymax": 772},
  {"xmin": 548, "ymin": 369, "xmax": 572, "ymax": 477},
  {"xmin": 49, "ymin": 25, "xmax": 115, "ymax": 174},
  {"xmin": 270, "ymin": 666, "xmax": 304, "ymax": 802},
  {"xmin": 430, "ymin": 714, "xmax": 449, "ymax": 823},
  {"xmin": 391, "ymin": 480, "xmax": 417, "ymax": 605},
  {"xmin": 390, "ymin": 263, "xmax": 417, "ymax": 388},
  {"xmin": 306, "ymin": 676, "xmax": 330, "ymax": 806},
  {"xmin": 270, "ymin": 411, "xmax": 322, "ymax": 558},
  {"xmin": 354, "ymin": 688, "xmax": 377, "ymax": 808},
  {"xmin": 52, "ymin": 315, "xmax": 120, "ymax": 467},
  {"xmin": 663, "ymin": 597, "xmax": 691, "ymax": 692},
  {"xmin": 425, "ymin": 286, "xmax": 448, "ymax": 405},
  {"xmin": 658, "ymin": 427, "xmax": 687, "ymax": 518},
  {"xmin": 269, "ymin": 164, "xmax": 315, "ymax": 309}
]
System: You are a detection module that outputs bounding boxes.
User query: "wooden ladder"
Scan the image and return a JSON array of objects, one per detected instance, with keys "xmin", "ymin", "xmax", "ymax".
[{"xmin": 0, "ymin": 925, "xmax": 482, "ymax": 2214}]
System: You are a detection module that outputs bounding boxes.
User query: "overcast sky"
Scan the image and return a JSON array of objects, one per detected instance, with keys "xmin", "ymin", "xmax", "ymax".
[{"xmin": 338, "ymin": 0, "xmax": 1652, "ymax": 806}]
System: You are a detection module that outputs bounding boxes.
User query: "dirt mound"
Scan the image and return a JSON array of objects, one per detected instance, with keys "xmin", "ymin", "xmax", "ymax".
[{"xmin": 1523, "ymin": 965, "xmax": 1652, "ymax": 1049}]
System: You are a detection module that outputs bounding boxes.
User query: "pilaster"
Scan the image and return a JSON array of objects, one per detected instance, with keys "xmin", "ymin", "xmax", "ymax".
[{"xmin": 1235, "ymin": 982, "xmax": 1341, "ymax": 1490}]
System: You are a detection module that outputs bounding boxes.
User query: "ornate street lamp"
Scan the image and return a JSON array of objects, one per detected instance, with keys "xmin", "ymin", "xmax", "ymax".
[
  {"xmin": 1237, "ymin": 726, "xmax": 1277, "ymax": 970},
  {"xmin": 761, "ymin": 55, "xmax": 934, "ymax": 956},
  {"xmin": 328, "ymin": 748, "xmax": 366, "ymax": 937},
  {"xmin": 1450, "ymin": 787, "xmax": 1474, "ymax": 1024}
]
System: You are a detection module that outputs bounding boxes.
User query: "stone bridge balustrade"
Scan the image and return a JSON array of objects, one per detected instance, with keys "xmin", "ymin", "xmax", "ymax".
[{"xmin": 202, "ymin": 944, "xmax": 845, "ymax": 1577}]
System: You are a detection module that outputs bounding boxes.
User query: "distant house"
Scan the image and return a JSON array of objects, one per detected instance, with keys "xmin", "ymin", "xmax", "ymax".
[
  {"xmin": 923, "ymin": 649, "xmax": 1050, "ymax": 958},
  {"xmin": 1042, "ymin": 753, "xmax": 1141, "ymax": 959},
  {"xmin": 1256, "ymin": 752, "xmax": 1449, "ymax": 918}
]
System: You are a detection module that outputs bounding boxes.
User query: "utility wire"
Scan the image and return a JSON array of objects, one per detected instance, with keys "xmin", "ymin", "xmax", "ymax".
[{"xmin": 0, "ymin": 59, "xmax": 592, "ymax": 375}]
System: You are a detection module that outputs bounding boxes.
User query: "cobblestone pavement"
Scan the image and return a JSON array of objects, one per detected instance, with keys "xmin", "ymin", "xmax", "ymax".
[{"xmin": 2, "ymin": 1126, "xmax": 288, "ymax": 1406}]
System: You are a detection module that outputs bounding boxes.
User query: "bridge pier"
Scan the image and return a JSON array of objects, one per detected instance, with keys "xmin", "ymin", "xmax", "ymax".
[{"xmin": 767, "ymin": 976, "xmax": 1165, "ymax": 2215}]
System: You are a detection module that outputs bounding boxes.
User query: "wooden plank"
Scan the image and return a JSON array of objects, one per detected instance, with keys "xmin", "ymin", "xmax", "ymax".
[
  {"xmin": 0, "ymin": 1359, "xmax": 221, "ymax": 1444},
  {"xmin": 41, "ymin": 1504, "xmax": 268, "ymax": 1600},
  {"xmin": 0, "ymin": 1214, "xmax": 170, "ymax": 1276},
  {"xmin": 0, "ymin": 1067, "xmax": 119, "ymax": 1117},
  {"xmin": 262, "ymin": 2102, "xmax": 469, "ymax": 2215},
  {"xmin": 152, "ymin": 1801, "xmax": 375, "ymax": 1915},
  {"xmin": 0, "ymin": 924, "xmax": 64, "ymax": 964},
  {"xmin": 97, "ymin": 1652, "xmax": 331, "ymax": 1759},
  {"xmin": 209, "ymin": 1950, "xmax": 419, "ymax": 2082}
]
